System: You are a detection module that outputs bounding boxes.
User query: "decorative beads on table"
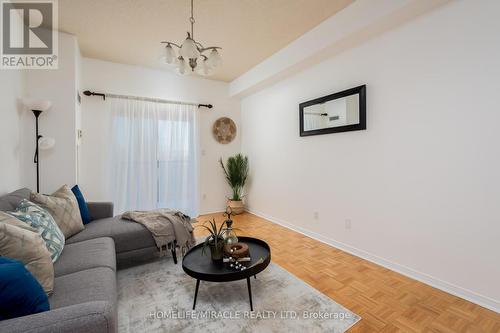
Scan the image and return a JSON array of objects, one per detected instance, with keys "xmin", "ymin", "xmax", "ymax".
[{"xmin": 227, "ymin": 259, "xmax": 247, "ymax": 271}]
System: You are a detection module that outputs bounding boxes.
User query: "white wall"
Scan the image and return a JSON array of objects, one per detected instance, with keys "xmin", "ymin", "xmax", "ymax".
[
  {"xmin": 0, "ymin": 71, "xmax": 25, "ymax": 194},
  {"xmin": 240, "ymin": 0, "xmax": 500, "ymax": 312},
  {"xmin": 75, "ymin": 41, "xmax": 83, "ymax": 184},
  {"xmin": 22, "ymin": 32, "xmax": 79, "ymax": 194},
  {"xmin": 80, "ymin": 58, "xmax": 241, "ymax": 215},
  {"xmin": 230, "ymin": 0, "xmax": 450, "ymax": 97}
]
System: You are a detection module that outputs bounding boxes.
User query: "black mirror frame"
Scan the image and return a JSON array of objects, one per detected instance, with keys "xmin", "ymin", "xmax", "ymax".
[{"xmin": 299, "ymin": 85, "xmax": 366, "ymax": 137}]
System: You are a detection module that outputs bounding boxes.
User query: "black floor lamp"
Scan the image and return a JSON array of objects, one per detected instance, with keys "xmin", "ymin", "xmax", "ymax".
[{"xmin": 25, "ymin": 100, "xmax": 55, "ymax": 193}]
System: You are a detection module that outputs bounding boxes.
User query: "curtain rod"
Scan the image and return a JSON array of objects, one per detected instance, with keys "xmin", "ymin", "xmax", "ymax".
[
  {"xmin": 304, "ymin": 112, "xmax": 328, "ymax": 116},
  {"xmin": 82, "ymin": 90, "xmax": 213, "ymax": 109}
]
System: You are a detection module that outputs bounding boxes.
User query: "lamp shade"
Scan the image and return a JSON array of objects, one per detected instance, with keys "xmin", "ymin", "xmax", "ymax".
[
  {"xmin": 206, "ymin": 49, "xmax": 222, "ymax": 69},
  {"xmin": 196, "ymin": 58, "xmax": 212, "ymax": 76},
  {"xmin": 176, "ymin": 58, "xmax": 188, "ymax": 75},
  {"xmin": 179, "ymin": 37, "xmax": 200, "ymax": 59},
  {"xmin": 160, "ymin": 55, "xmax": 179, "ymax": 67},
  {"xmin": 23, "ymin": 99, "xmax": 52, "ymax": 112},
  {"xmin": 38, "ymin": 137, "xmax": 55, "ymax": 150},
  {"xmin": 165, "ymin": 44, "xmax": 177, "ymax": 64}
]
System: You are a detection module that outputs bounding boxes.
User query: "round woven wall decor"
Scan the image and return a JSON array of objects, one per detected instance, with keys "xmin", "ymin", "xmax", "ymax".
[{"xmin": 212, "ymin": 117, "xmax": 237, "ymax": 144}]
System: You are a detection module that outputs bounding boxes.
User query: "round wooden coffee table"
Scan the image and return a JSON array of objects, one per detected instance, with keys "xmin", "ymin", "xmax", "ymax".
[{"xmin": 182, "ymin": 237, "xmax": 271, "ymax": 311}]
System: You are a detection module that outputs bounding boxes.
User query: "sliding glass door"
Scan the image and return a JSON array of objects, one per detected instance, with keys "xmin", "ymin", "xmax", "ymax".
[{"xmin": 109, "ymin": 98, "xmax": 198, "ymax": 217}]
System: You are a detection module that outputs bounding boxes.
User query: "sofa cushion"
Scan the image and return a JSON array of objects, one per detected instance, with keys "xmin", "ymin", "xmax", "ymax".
[
  {"xmin": 54, "ymin": 237, "xmax": 116, "ymax": 277},
  {"xmin": 31, "ymin": 185, "xmax": 84, "ymax": 238},
  {"xmin": 87, "ymin": 202, "xmax": 114, "ymax": 221},
  {"xmin": 49, "ymin": 267, "xmax": 116, "ymax": 310},
  {"xmin": 8, "ymin": 200, "xmax": 65, "ymax": 262},
  {"xmin": 0, "ymin": 301, "xmax": 116, "ymax": 333},
  {"xmin": 66, "ymin": 216, "xmax": 155, "ymax": 254},
  {"xmin": 0, "ymin": 215, "xmax": 55, "ymax": 295},
  {"xmin": 0, "ymin": 188, "xmax": 31, "ymax": 211},
  {"xmin": 0, "ymin": 257, "xmax": 50, "ymax": 320}
]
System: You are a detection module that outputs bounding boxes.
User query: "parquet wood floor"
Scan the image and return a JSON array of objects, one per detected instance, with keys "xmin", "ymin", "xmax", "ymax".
[{"xmin": 195, "ymin": 212, "xmax": 500, "ymax": 332}]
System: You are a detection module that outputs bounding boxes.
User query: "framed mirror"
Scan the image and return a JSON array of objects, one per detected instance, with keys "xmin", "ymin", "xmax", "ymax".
[{"xmin": 299, "ymin": 85, "xmax": 366, "ymax": 137}]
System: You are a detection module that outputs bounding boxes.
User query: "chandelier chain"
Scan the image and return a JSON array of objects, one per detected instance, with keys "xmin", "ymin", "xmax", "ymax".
[{"xmin": 190, "ymin": 0, "xmax": 195, "ymax": 39}]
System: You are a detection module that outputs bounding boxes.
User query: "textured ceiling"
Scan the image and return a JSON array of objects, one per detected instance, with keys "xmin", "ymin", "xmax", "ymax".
[{"xmin": 59, "ymin": 0, "xmax": 354, "ymax": 82}]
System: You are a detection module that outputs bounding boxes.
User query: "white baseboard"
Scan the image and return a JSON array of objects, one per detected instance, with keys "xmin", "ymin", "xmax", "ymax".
[
  {"xmin": 198, "ymin": 210, "xmax": 225, "ymax": 217},
  {"xmin": 246, "ymin": 208, "xmax": 500, "ymax": 314}
]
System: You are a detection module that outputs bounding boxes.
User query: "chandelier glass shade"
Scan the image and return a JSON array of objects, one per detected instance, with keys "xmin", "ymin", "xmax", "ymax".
[{"xmin": 161, "ymin": 0, "xmax": 221, "ymax": 76}]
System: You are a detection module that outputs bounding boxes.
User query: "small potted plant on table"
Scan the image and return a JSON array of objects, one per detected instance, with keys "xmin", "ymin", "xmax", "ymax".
[
  {"xmin": 200, "ymin": 219, "xmax": 227, "ymax": 262},
  {"xmin": 219, "ymin": 154, "xmax": 249, "ymax": 214}
]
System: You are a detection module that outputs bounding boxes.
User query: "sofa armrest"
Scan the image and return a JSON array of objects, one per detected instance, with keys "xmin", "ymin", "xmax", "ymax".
[
  {"xmin": 87, "ymin": 202, "xmax": 114, "ymax": 221},
  {"xmin": 0, "ymin": 301, "xmax": 116, "ymax": 333}
]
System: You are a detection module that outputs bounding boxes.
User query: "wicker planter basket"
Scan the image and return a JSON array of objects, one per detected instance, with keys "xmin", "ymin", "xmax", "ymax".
[{"xmin": 228, "ymin": 199, "xmax": 244, "ymax": 215}]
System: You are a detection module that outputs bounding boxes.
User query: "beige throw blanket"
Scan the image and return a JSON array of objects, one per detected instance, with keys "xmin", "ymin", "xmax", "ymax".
[{"xmin": 121, "ymin": 209, "xmax": 196, "ymax": 256}]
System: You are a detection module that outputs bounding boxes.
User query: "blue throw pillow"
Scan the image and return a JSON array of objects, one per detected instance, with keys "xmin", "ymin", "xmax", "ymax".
[
  {"xmin": 71, "ymin": 185, "xmax": 92, "ymax": 224},
  {"xmin": 0, "ymin": 257, "xmax": 50, "ymax": 320}
]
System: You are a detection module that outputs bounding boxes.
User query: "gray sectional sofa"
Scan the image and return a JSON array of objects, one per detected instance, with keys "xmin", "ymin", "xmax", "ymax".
[{"xmin": 0, "ymin": 188, "xmax": 164, "ymax": 333}]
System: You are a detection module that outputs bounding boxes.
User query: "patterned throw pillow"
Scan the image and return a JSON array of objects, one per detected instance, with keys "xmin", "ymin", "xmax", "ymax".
[
  {"xmin": 8, "ymin": 200, "xmax": 65, "ymax": 263},
  {"xmin": 0, "ymin": 214, "xmax": 55, "ymax": 295},
  {"xmin": 31, "ymin": 185, "xmax": 84, "ymax": 238}
]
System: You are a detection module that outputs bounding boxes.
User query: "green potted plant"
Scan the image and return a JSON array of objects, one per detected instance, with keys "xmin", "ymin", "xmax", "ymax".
[
  {"xmin": 220, "ymin": 154, "xmax": 249, "ymax": 214},
  {"xmin": 200, "ymin": 219, "xmax": 227, "ymax": 262}
]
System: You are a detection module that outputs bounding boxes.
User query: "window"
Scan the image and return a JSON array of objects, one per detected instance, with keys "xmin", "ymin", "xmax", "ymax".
[{"xmin": 109, "ymin": 99, "xmax": 198, "ymax": 216}]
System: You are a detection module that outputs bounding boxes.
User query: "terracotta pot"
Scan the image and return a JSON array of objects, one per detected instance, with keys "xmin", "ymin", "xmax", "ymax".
[{"xmin": 228, "ymin": 199, "xmax": 244, "ymax": 215}]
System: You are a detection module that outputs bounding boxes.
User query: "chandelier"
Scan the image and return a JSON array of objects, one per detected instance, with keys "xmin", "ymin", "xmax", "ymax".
[{"xmin": 161, "ymin": 0, "xmax": 222, "ymax": 76}]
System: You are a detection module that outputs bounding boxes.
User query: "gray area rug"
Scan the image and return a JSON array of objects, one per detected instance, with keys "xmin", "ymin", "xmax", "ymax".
[{"xmin": 118, "ymin": 256, "xmax": 361, "ymax": 332}]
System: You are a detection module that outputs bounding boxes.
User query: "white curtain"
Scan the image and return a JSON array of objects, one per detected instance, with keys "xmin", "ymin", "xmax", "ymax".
[
  {"xmin": 109, "ymin": 98, "xmax": 198, "ymax": 217},
  {"xmin": 304, "ymin": 113, "xmax": 323, "ymax": 131}
]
